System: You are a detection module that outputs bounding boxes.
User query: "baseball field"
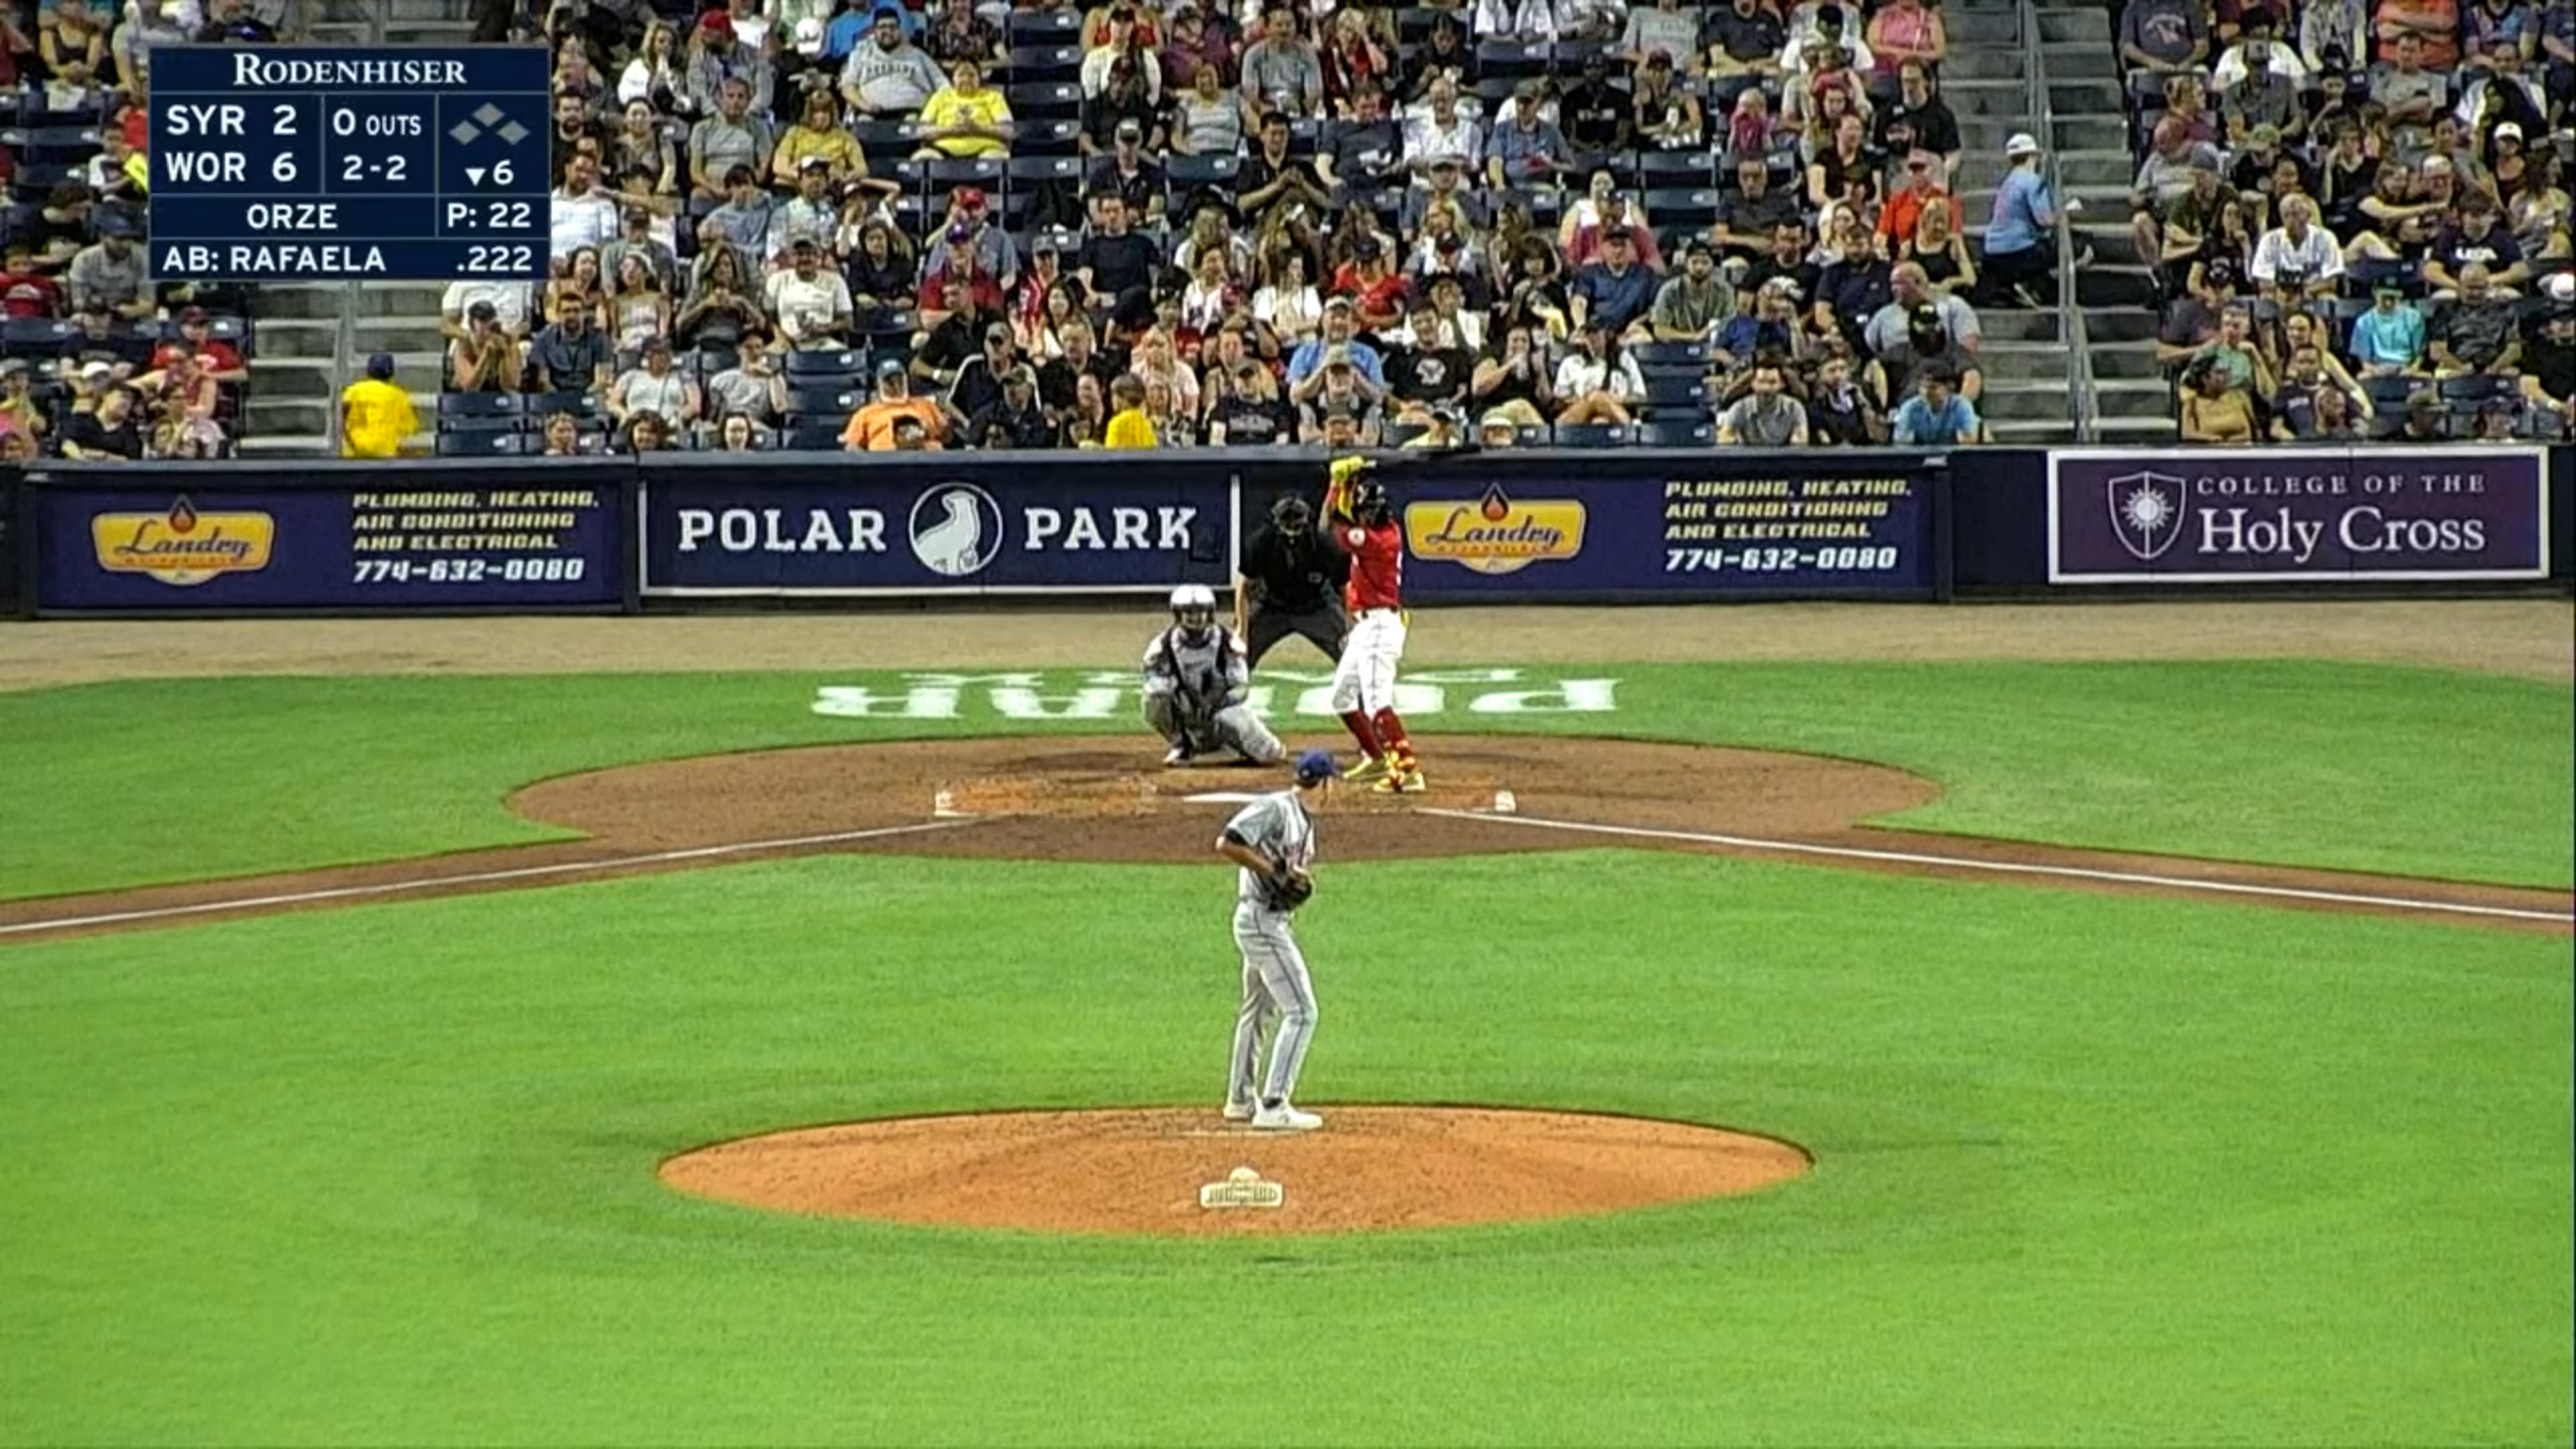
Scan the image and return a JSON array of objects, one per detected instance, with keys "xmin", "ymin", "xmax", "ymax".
[{"xmin": 2, "ymin": 600, "xmax": 2570, "ymax": 1446}]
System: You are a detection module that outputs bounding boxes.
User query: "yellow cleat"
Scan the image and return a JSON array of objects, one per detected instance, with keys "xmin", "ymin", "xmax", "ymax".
[
  {"xmin": 1372, "ymin": 762, "xmax": 1426, "ymax": 794},
  {"xmin": 1342, "ymin": 752, "xmax": 1395, "ymax": 785}
]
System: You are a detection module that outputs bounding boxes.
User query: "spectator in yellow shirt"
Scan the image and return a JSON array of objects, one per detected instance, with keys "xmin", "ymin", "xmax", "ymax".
[
  {"xmin": 1101, "ymin": 373, "xmax": 1157, "ymax": 448},
  {"xmin": 338, "ymin": 354, "xmax": 418, "ymax": 458},
  {"xmin": 913, "ymin": 58, "xmax": 1015, "ymax": 159}
]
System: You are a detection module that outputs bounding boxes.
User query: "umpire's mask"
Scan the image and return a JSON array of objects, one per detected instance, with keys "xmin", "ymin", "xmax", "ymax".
[{"xmin": 1272, "ymin": 495, "xmax": 1312, "ymax": 537}]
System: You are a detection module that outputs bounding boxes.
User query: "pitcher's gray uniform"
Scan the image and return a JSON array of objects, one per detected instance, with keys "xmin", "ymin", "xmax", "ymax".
[
  {"xmin": 1222, "ymin": 770, "xmax": 1326, "ymax": 1127},
  {"xmin": 1144, "ymin": 583, "xmax": 1286, "ymax": 766}
]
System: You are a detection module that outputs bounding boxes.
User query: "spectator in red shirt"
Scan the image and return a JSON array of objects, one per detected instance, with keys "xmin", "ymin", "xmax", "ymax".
[
  {"xmin": 0, "ymin": 243, "xmax": 61, "ymax": 318},
  {"xmin": 1879, "ymin": 150, "xmax": 1963, "ymax": 243},
  {"xmin": 1329, "ymin": 235, "xmax": 1409, "ymax": 332},
  {"xmin": 916, "ymin": 225, "xmax": 1007, "ymax": 317},
  {"xmin": 150, "ymin": 306, "xmax": 247, "ymax": 383}
]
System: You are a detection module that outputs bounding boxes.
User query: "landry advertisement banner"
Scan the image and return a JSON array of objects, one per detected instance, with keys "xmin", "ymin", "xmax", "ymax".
[
  {"xmin": 640, "ymin": 466, "xmax": 1236, "ymax": 595},
  {"xmin": 2048, "ymin": 446, "xmax": 2551, "ymax": 583},
  {"xmin": 1383, "ymin": 457, "xmax": 1941, "ymax": 601},
  {"xmin": 32, "ymin": 472, "xmax": 628, "ymax": 612}
]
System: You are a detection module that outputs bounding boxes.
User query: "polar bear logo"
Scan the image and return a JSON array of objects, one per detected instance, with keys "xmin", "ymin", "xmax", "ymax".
[{"xmin": 909, "ymin": 483, "xmax": 1003, "ymax": 577}]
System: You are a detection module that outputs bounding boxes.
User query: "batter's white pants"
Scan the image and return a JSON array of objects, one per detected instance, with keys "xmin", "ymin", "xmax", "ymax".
[
  {"xmin": 1228, "ymin": 901, "xmax": 1318, "ymax": 1107},
  {"xmin": 1328, "ymin": 608, "xmax": 1406, "ymax": 715}
]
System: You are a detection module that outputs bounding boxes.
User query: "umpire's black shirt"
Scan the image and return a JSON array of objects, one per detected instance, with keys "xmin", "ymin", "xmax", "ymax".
[{"xmin": 1240, "ymin": 522, "xmax": 1349, "ymax": 612}]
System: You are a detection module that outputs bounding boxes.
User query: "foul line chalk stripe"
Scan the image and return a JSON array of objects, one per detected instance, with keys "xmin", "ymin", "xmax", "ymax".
[
  {"xmin": 0, "ymin": 820, "xmax": 979, "ymax": 938},
  {"xmin": 1418, "ymin": 810, "xmax": 2574, "ymax": 925}
]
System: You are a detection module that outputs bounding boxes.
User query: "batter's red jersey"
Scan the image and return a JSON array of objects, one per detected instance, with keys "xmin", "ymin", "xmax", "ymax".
[{"xmin": 1335, "ymin": 517, "xmax": 1405, "ymax": 611}]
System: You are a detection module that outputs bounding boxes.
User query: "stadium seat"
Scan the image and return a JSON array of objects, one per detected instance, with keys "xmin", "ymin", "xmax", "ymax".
[
  {"xmin": 1634, "ymin": 420, "xmax": 1714, "ymax": 447},
  {"xmin": 435, "ymin": 413, "xmax": 520, "ymax": 436},
  {"xmin": 1008, "ymin": 44, "xmax": 1080, "ymax": 81},
  {"xmin": 1630, "ymin": 340, "xmax": 1709, "ymax": 369},
  {"xmin": 2361, "ymin": 376, "xmax": 2418, "ymax": 412},
  {"xmin": 1552, "ymin": 39, "xmax": 1613, "ymax": 71},
  {"xmin": 1395, "ymin": 6, "xmax": 1447, "ymax": 41},
  {"xmin": 436, "ymin": 429, "xmax": 526, "ymax": 456},
  {"xmin": 1166, "ymin": 153, "xmax": 1240, "ymax": 188},
  {"xmin": 2438, "ymin": 374, "xmax": 2512, "ymax": 403},
  {"xmin": 1552, "ymin": 422, "xmax": 1629, "ymax": 447},
  {"xmin": 1007, "ymin": 155, "xmax": 1083, "ymax": 186},
  {"xmin": 787, "ymin": 422, "xmax": 846, "ymax": 450},
  {"xmin": 2, "ymin": 317, "xmax": 78, "ymax": 355},
  {"xmin": 790, "ymin": 384, "xmax": 863, "ymax": 414},
  {"xmin": 530, "ymin": 390, "xmax": 605, "ymax": 418},
  {"xmin": 1006, "ymin": 8, "xmax": 1078, "ymax": 41},
  {"xmin": 1019, "ymin": 119, "xmax": 1083, "ymax": 155},
  {"xmin": 850, "ymin": 117, "xmax": 911, "ymax": 150},
  {"xmin": 1009, "ymin": 82, "xmax": 1083, "ymax": 120},
  {"xmin": 0, "ymin": 126, "xmax": 98, "ymax": 163},
  {"xmin": 1644, "ymin": 375, "xmax": 1709, "ymax": 408},
  {"xmin": 1639, "ymin": 150, "xmax": 1717, "ymax": 185},
  {"xmin": 1643, "ymin": 188, "xmax": 1721, "ymax": 228},
  {"xmin": 437, "ymin": 391, "xmax": 521, "ymax": 418},
  {"xmin": 864, "ymin": 310, "xmax": 919, "ymax": 344},
  {"xmin": 2344, "ymin": 257, "xmax": 2421, "ymax": 297},
  {"xmin": 1476, "ymin": 39, "xmax": 1550, "ymax": 76},
  {"xmin": 783, "ymin": 347, "xmax": 867, "ymax": 377}
]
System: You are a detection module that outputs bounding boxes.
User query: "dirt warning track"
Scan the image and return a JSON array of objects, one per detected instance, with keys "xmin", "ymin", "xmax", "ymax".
[{"xmin": 2, "ymin": 735, "xmax": 2566, "ymax": 940}]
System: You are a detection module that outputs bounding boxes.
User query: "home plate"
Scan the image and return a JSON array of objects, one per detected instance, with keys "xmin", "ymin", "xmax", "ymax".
[{"xmin": 1183, "ymin": 792, "xmax": 1266, "ymax": 804}]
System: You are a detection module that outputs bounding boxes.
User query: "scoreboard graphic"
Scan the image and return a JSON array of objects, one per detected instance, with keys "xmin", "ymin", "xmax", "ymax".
[{"xmin": 148, "ymin": 46, "xmax": 552, "ymax": 282}]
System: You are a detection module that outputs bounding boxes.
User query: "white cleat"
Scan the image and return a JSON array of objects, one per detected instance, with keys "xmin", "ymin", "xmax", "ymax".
[
  {"xmin": 1222, "ymin": 1100, "xmax": 1256, "ymax": 1122},
  {"xmin": 1164, "ymin": 745, "xmax": 1194, "ymax": 767},
  {"xmin": 1250, "ymin": 1104, "xmax": 1323, "ymax": 1132}
]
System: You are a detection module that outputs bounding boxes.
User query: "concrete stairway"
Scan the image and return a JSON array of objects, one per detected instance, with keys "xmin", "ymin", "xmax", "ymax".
[
  {"xmin": 2039, "ymin": 2, "xmax": 2176, "ymax": 440},
  {"xmin": 1931, "ymin": 0, "xmax": 2074, "ymax": 443},
  {"xmin": 384, "ymin": 0, "xmax": 475, "ymax": 46},
  {"xmin": 239, "ymin": 280, "xmax": 446, "ymax": 456}
]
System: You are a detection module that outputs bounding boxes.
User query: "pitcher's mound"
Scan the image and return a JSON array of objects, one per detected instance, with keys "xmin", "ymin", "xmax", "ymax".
[{"xmin": 659, "ymin": 1106, "xmax": 1811, "ymax": 1236}]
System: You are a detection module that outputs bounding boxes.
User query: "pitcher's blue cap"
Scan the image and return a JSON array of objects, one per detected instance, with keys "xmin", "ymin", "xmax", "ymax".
[{"xmin": 1294, "ymin": 750, "xmax": 1337, "ymax": 784}]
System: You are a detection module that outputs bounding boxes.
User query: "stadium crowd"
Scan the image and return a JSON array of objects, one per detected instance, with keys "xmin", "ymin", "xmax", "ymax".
[
  {"xmin": 438, "ymin": 0, "xmax": 2066, "ymax": 453},
  {"xmin": 2122, "ymin": 0, "xmax": 2574, "ymax": 440},
  {"xmin": 0, "ymin": 0, "xmax": 279, "ymax": 460},
  {"xmin": 0, "ymin": 0, "xmax": 2564, "ymax": 459}
]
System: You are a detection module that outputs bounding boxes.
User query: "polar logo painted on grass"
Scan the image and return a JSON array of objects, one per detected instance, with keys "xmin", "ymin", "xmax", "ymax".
[{"xmin": 811, "ymin": 669, "xmax": 1619, "ymax": 720}]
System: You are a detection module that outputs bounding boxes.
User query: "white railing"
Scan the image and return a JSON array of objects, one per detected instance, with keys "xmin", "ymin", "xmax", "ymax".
[{"xmin": 2020, "ymin": 0, "xmax": 2098, "ymax": 440}]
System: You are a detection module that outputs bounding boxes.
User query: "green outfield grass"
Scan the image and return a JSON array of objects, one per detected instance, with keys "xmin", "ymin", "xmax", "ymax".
[
  {"xmin": 1, "ymin": 659, "xmax": 2567, "ymax": 899},
  {"xmin": 1, "ymin": 851, "xmax": 2566, "ymax": 1446}
]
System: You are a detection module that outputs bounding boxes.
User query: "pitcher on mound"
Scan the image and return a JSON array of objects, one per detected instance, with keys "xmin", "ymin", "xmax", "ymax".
[{"xmin": 1320, "ymin": 456, "xmax": 1424, "ymax": 793}]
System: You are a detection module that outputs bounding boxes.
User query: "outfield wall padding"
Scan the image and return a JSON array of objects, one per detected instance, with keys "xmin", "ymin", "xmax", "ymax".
[{"xmin": 13, "ymin": 445, "xmax": 2568, "ymax": 616}]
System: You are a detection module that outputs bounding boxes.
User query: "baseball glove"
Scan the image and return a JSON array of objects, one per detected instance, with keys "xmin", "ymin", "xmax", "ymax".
[{"xmin": 1261, "ymin": 866, "xmax": 1315, "ymax": 912}]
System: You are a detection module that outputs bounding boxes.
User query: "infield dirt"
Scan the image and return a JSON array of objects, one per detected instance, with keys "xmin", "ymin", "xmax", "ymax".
[{"xmin": 4, "ymin": 734, "xmax": 2564, "ymax": 939}]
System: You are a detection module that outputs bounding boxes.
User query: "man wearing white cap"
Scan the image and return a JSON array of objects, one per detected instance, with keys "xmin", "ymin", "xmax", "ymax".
[{"xmin": 1978, "ymin": 131, "xmax": 2066, "ymax": 308}]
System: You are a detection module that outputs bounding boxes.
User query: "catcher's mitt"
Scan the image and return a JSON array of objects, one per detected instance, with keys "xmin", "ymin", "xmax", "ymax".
[{"xmin": 1261, "ymin": 866, "xmax": 1315, "ymax": 912}]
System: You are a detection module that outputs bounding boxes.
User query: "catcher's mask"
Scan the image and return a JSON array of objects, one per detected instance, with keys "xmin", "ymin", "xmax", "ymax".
[
  {"xmin": 1168, "ymin": 582, "xmax": 1219, "ymax": 642},
  {"xmin": 1271, "ymin": 494, "xmax": 1312, "ymax": 534}
]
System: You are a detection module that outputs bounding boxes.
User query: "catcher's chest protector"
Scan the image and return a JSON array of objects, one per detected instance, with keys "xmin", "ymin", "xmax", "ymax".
[{"xmin": 1161, "ymin": 630, "xmax": 1235, "ymax": 696}]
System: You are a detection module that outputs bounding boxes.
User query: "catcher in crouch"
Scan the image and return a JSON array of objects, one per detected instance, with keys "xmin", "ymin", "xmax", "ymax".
[
  {"xmin": 1321, "ymin": 456, "xmax": 1424, "ymax": 793},
  {"xmin": 1143, "ymin": 583, "xmax": 1288, "ymax": 766}
]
